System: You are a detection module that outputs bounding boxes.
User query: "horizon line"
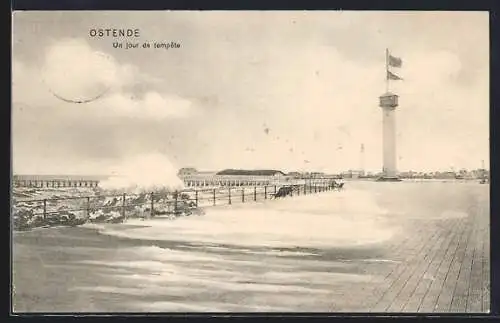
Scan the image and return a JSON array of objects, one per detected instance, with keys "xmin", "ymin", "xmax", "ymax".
[{"xmin": 12, "ymin": 168, "xmax": 490, "ymax": 177}]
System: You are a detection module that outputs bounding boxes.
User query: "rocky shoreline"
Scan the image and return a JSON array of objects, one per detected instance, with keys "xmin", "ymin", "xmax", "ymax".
[{"xmin": 12, "ymin": 189, "xmax": 201, "ymax": 232}]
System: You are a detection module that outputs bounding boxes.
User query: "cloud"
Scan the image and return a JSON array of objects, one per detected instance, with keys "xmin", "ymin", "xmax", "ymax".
[
  {"xmin": 97, "ymin": 91, "xmax": 192, "ymax": 119},
  {"xmin": 401, "ymin": 50, "xmax": 463, "ymax": 88},
  {"xmin": 182, "ymin": 41, "xmax": 488, "ymax": 172},
  {"xmin": 12, "ymin": 12, "xmax": 489, "ymax": 174},
  {"xmin": 13, "ymin": 38, "xmax": 194, "ymax": 121},
  {"xmin": 12, "ymin": 38, "xmax": 195, "ymax": 175},
  {"xmin": 42, "ymin": 38, "xmax": 131, "ymax": 99}
]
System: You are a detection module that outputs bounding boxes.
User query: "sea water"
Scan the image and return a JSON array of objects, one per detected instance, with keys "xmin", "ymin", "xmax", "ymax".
[{"xmin": 12, "ymin": 181, "xmax": 488, "ymax": 312}]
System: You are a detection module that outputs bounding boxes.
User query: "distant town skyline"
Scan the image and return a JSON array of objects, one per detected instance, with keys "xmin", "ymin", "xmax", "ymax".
[
  {"xmin": 12, "ymin": 11, "xmax": 489, "ymax": 175},
  {"xmin": 12, "ymin": 165, "xmax": 490, "ymax": 178}
]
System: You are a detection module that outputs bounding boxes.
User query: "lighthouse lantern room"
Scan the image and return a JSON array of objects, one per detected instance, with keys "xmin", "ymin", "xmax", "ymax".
[{"xmin": 379, "ymin": 92, "xmax": 399, "ymax": 110}]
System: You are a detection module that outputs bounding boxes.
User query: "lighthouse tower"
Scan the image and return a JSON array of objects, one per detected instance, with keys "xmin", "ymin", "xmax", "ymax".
[
  {"xmin": 379, "ymin": 92, "xmax": 399, "ymax": 180},
  {"xmin": 377, "ymin": 49, "xmax": 403, "ymax": 182}
]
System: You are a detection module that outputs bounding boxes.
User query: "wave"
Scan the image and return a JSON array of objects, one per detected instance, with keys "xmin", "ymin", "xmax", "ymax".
[
  {"xmin": 68, "ymin": 243, "xmax": 375, "ymax": 311},
  {"xmin": 88, "ymin": 189, "xmax": 395, "ymax": 249}
]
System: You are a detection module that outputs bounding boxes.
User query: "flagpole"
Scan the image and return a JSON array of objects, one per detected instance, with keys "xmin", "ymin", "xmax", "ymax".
[{"xmin": 385, "ymin": 48, "xmax": 389, "ymax": 93}]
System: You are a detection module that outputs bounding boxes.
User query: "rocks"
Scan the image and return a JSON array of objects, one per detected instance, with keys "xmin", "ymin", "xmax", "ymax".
[
  {"xmin": 46, "ymin": 211, "xmax": 87, "ymax": 227},
  {"xmin": 12, "ymin": 188, "xmax": 203, "ymax": 231},
  {"xmin": 12, "ymin": 206, "xmax": 37, "ymax": 231},
  {"xmin": 88, "ymin": 210, "xmax": 124, "ymax": 224},
  {"xmin": 12, "ymin": 205, "xmax": 87, "ymax": 231}
]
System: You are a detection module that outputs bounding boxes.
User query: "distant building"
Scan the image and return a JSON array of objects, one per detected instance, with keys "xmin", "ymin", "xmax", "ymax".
[
  {"xmin": 287, "ymin": 172, "xmax": 302, "ymax": 179},
  {"xmin": 434, "ymin": 171, "xmax": 457, "ymax": 179},
  {"xmin": 216, "ymin": 169, "xmax": 286, "ymax": 176},
  {"xmin": 340, "ymin": 170, "xmax": 363, "ymax": 179},
  {"xmin": 197, "ymin": 171, "xmax": 217, "ymax": 176},
  {"xmin": 399, "ymin": 171, "xmax": 415, "ymax": 179},
  {"xmin": 176, "ymin": 167, "xmax": 338, "ymax": 188},
  {"xmin": 177, "ymin": 168, "xmax": 294, "ymax": 188},
  {"xmin": 177, "ymin": 167, "xmax": 198, "ymax": 176}
]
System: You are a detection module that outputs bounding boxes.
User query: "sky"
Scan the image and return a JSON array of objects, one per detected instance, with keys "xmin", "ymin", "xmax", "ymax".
[{"xmin": 12, "ymin": 11, "xmax": 489, "ymax": 175}]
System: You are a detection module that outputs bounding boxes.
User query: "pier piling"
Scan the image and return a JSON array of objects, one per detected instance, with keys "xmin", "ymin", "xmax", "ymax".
[
  {"xmin": 122, "ymin": 193, "xmax": 126, "ymax": 221},
  {"xmin": 86, "ymin": 197, "xmax": 91, "ymax": 220},
  {"xmin": 150, "ymin": 192, "xmax": 154, "ymax": 218},
  {"xmin": 42, "ymin": 199, "xmax": 47, "ymax": 220}
]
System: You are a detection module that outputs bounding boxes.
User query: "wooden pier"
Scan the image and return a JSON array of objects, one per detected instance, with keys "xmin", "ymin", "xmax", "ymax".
[
  {"xmin": 339, "ymin": 193, "xmax": 490, "ymax": 313},
  {"xmin": 12, "ymin": 175, "xmax": 100, "ymax": 188}
]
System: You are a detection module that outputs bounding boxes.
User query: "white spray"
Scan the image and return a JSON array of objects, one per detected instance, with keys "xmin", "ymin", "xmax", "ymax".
[{"xmin": 99, "ymin": 152, "xmax": 184, "ymax": 194}]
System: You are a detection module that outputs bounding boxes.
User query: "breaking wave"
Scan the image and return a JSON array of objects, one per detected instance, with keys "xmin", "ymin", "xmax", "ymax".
[
  {"xmin": 99, "ymin": 153, "xmax": 184, "ymax": 193},
  {"xmin": 93, "ymin": 187, "xmax": 395, "ymax": 248}
]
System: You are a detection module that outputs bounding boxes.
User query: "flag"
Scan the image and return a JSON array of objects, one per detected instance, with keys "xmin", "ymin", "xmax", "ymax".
[
  {"xmin": 388, "ymin": 54, "xmax": 402, "ymax": 68},
  {"xmin": 387, "ymin": 70, "xmax": 403, "ymax": 81}
]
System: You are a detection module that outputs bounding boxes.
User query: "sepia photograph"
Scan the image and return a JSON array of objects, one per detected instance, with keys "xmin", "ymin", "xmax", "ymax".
[{"xmin": 11, "ymin": 10, "xmax": 490, "ymax": 313}]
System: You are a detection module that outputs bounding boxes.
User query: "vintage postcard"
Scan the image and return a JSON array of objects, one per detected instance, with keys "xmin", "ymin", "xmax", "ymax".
[{"xmin": 11, "ymin": 11, "xmax": 489, "ymax": 313}]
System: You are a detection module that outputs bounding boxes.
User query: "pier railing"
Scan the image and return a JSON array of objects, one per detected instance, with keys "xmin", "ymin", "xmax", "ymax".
[{"xmin": 12, "ymin": 183, "xmax": 336, "ymax": 230}]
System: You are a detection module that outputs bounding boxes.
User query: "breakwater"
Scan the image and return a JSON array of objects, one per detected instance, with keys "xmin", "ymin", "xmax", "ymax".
[{"xmin": 12, "ymin": 182, "xmax": 338, "ymax": 231}]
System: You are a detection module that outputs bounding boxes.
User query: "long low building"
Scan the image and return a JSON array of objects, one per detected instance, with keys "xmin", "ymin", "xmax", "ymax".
[
  {"xmin": 178, "ymin": 169, "xmax": 332, "ymax": 188},
  {"xmin": 180, "ymin": 169, "xmax": 285, "ymax": 187},
  {"xmin": 182, "ymin": 174, "xmax": 286, "ymax": 187}
]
